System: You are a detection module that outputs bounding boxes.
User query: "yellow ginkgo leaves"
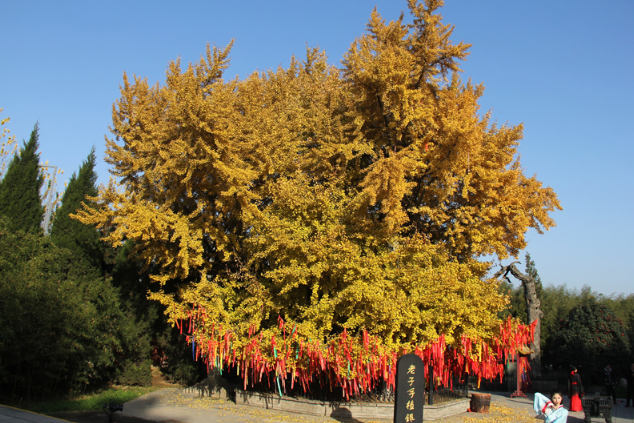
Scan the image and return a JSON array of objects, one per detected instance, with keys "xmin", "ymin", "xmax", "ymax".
[{"xmin": 75, "ymin": 0, "xmax": 559, "ymax": 388}]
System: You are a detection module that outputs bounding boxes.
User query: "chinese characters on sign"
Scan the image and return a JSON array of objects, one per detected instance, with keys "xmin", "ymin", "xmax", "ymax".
[{"xmin": 394, "ymin": 354, "xmax": 425, "ymax": 423}]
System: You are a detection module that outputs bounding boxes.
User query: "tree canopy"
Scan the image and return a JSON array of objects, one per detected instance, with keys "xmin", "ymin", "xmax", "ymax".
[{"xmin": 76, "ymin": 0, "xmax": 560, "ymax": 395}]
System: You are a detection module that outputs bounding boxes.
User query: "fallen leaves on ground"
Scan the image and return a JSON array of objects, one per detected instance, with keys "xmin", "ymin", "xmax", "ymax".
[
  {"xmin": 132, "ymin": 388, "xmax": 540, "ymax": 423},
  {"xmin": 442, "ymin": 403, "xmax": 535, "ymax": 422}
]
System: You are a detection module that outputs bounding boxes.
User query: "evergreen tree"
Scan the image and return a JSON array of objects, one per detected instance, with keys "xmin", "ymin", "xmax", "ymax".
[
  {"xmin": 0, "ymin": 123, "xmax": 44, "ymax": 233},
  {"xmin": 50, "ymin": 147, "xmax": 104, "ymax": 272}
]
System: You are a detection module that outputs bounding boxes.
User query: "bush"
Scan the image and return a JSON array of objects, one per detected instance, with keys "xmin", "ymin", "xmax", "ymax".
[
  {"xmin": 169, "ymin": 362, "xmax": 199, "ymax": 386},
  {"xmin": 116, "ymin": 360, "xmax": 153, "ymax": 387},
  {"xmin": 153, "ymin": 325, "xmax": 203, "ymax": 386},
  {"xmin": 0, "ymin": 217, "xmax": 152, "ymax": 400}
]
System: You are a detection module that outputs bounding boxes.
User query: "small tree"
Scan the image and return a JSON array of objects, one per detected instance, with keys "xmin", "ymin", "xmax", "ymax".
[{"xmin": 0, "ymin": 124, "xmax": 44, "ymax": 233}]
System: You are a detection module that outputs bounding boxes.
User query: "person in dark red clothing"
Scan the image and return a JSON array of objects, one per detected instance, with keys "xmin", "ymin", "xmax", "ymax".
[{"xmin": 568, "ymin": 365, "xmax": 584, "ymax": 411}]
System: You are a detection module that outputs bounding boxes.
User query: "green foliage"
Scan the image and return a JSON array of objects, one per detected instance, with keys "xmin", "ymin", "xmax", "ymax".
[
  {"xmin": 110, "ymin": 240, "xmax": 201, "ymax": 386},
  {"xmin": 499, "ymin": 280, "xmax": 527, "ymax": 323},
  {"xmin": 23, "ymin": 387, "xmax": 157, "ymax": 414},
  {"xmin": 111, "ymin": 241, "xmax": 159, "ymax": 328},
  {"xmin": 539, "ymin": 284, "xmax": 634, "ymax": 367},
  {"xmin": 549, "ymin": 298, "xmax": 630, "ymax": 382},
  {"xmin": 47, "ymin": 149, "xmax": 155, "ymax": 392},
  {"xmin": 540, "ymin": 284, "xmax": 580, "ymax": 356},
  {"xmin": 600, "ymin": 293, "xmax": 634, "ymax": 333},
  {"xmin": 50, "ymin": 147, "xmax": 104, "ymax": 272},
  {"xmin": 168, "ymin": 364, "xmax": 199, "ymax": 386},
  {"xmin": 0, "ymin": 131, "xmax": 194, "ymax": 400},
  {"xmin": 0, "ymin": 216, "xmax": 150, "ymax": 401},
  {"xmin": 0, "ymin": 123, "xmax": 44, "ymax": 233},
  {"xmin": 629, "ymin": 311, "xmax": 634, "ymax": 362},
  {"xmin": 115, "ymin": 360, "xmax": 152, "ymax": 387},
  {"xmin": 500, "ymin": 253, "xmax": 634, "ymax": 374},
  {"xmin": 152, "ymin": 323, "xmax": 203, "ymax": 386},
  {"xmin": 103, "ymin": 241, "xmax": 156, "ymax": 389}
]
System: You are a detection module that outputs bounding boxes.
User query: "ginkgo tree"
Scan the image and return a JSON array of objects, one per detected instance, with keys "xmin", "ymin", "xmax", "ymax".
[{"xmin": 76, "ymin": 0, "xmax": 560, "ymax": 397}]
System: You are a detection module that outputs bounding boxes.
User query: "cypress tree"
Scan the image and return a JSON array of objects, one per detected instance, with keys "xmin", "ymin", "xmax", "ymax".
[
  {"xmin": 0, "ymin": 123, "xmax": 44, "ymax": 233},
  {"xmin": 50, "ymin": 147, "xmax": 104, "ymax": 272}
]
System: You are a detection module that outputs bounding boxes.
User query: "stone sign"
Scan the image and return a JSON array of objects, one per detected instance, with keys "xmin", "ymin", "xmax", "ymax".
[{"xmin": 394, "ymin": 353, "xmax": 425, "ymax": 423}]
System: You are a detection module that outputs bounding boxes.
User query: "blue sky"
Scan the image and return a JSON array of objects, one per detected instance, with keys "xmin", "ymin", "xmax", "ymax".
[{"xmin": 1, "ymin": 1, "xmax": 632, "ymax": 295}]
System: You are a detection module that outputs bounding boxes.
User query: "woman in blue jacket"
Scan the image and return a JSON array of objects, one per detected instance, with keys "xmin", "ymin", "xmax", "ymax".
[{"xmin": 534, "ymin": 391, "xmax": 568, "ymax": 423}]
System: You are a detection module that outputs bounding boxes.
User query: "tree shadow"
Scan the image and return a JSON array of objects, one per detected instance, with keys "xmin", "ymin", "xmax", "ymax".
[{"xmin": 329, "ymin": 407, "xmax": 365, "ymax": 423}]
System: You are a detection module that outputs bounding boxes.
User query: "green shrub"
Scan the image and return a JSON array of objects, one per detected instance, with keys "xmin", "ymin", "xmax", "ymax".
[
  {"xmin": 0, "ymin": 217, "xmax": 153, "ymax": 401},
  {"xmin": 168, "ymin": 360, "xmax": 199, "ymax": 386},
  {"xmin": 116, "ymin": 360, "xmax": 152, "ymax": 387}
]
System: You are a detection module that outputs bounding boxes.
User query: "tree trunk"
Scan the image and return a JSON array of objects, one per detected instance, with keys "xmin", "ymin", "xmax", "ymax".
[{"xmin": 494, "ymin": 262, "xmax": 542, "ymax": 377}]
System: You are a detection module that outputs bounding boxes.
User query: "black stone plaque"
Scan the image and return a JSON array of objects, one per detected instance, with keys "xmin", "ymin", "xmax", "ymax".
[{"xmin": 394, "ymin": 353, "xmax": 425, "ymax": 423}]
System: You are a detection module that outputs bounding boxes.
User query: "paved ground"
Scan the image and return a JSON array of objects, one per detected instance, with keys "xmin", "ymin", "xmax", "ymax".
[
  {"xmin": 4, "ymin": 389, "xmax": 634, "ymax": 423},
  {"xmin": 0, "ymin": 405, "xmax": 69, "ymax": 423}
]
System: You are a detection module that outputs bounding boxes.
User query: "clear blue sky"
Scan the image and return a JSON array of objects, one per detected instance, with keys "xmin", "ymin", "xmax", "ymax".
[{"xmin": 2, "ymin": 1, "xmax": 632, "ymax": 295}]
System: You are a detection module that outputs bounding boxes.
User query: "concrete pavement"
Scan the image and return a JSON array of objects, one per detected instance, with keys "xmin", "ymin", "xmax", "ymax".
[{"xmin": 0, "ymin": 405, "xmax": 69, "ymax": 423}]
